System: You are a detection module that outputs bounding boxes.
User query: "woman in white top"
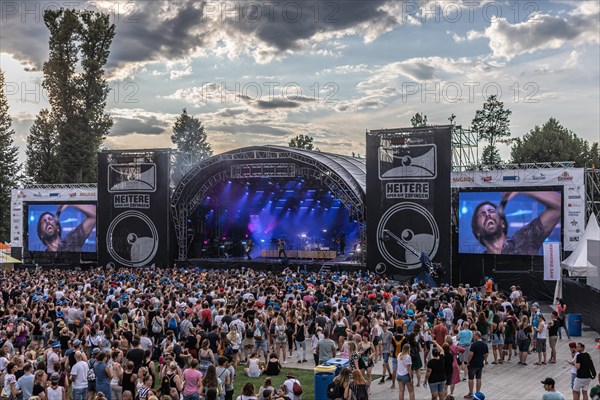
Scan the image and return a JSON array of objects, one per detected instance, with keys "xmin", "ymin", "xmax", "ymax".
[
  {"xmin": 244, "ymin": 353, "xmax": 263, "ymax": 378},
  {"xmin": 227, "ymin": 328, "xmax": 242, "ymax": 367},
  {"xmin": 397, "ymin": 344, "xmax": 415, "ymax": 400},
  {"xmin": 534, "ymin": 315, "xmax": 548, "ymax": 365},
  {"xmin": 46, "ymin": 374, "xmax": 65, "ymax": 400},
  {"xmin": 273, "ymin": 316, "xmax": 288, "ymax": 364},
  {"xmin": 109, "ymin": 351, "xmax": 123, "ymax": 400}
]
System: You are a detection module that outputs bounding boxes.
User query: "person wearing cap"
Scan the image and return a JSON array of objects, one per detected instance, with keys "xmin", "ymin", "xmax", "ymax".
[
  {"xmin": 46, "ymin": 342, "xmax": 61, "ymax": 376},
  {"xmin": 46, "ymin": 373, "xmax": 66, "ymax": 400},
  {"xmin": 283, "ymin": 372, "xmax": 302, "ymax": 400},
  {"xmin": 404, "ymin": 310, "xmax": 416, "ymax": 335},
  {"xmin": 541, "ymin": 377, "xmax": 565, "ymax": 400}
]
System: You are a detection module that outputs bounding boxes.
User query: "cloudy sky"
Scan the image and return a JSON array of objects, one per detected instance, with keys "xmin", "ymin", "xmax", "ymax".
[{"xmin": 1, "ymin": 0, "xmax": 599, "ymax": 162}]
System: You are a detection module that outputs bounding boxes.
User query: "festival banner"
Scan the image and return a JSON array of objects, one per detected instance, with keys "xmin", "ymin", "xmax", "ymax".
[
  {"xmin": 366, "ymin": 126, "xmax": 452, "ymax": 274},
  {"xmin": 543, "ymin": 242, "xmax": 561, "ymax": 281},
  {"xmin": 97, "ymin": 150, "xmax": 171, "ymax": 268}
]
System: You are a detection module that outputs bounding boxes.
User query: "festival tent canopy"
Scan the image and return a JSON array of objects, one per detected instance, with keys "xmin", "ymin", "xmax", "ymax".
[{"xmin": 561, "ymin": 213, "xmax": 599, "ymax": 276}]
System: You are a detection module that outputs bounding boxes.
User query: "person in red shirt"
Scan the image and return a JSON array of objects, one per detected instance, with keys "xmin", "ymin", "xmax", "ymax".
[
  {"xmin": 432, "ymin": 318, "xmax": 448, "ymax": 347},
  {"xmin": 484, "ymin": 278, "xmax": 493, "ymax": 295}
]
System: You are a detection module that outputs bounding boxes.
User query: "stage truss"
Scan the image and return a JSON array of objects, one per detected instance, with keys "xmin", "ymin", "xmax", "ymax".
[{"xmin": 171, "ymin": 146, "xmax": 367, "ymax": 261}]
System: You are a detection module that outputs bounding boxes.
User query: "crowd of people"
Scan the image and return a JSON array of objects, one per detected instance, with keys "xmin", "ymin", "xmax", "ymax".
[{"xmin": 0, "ymin": 267, "xmax": 598, "ymax": 400}]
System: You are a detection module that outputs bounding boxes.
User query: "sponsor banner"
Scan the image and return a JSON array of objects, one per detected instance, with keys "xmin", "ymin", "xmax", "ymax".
[
  {"xmin": 543, "ymin": 242, "xmax": 561, "ymax": 281},
  {"xmin": 451, "ymin": 168, "xmax": 584, "ymax": 188},
  {"xmin": 452, "ymin": 168, "xmax": 585, "ymax": 251},
  {"xmin": 10, "ymin": 187, "xmax": 97, "ymax": 248},
  {"xmin": 98, "ymin": 150, "xmax": 171, "ymax": 268},
  {"xmin": 367, "ymin": 126, "xmax": 452, "ymax": 274}
]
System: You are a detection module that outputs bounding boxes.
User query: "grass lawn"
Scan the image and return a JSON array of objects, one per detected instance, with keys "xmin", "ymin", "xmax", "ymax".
[
  {"xmin": 232, "ymin": 365, "xmax": 317, "ymax": 399},
  {"xmin": 231, "ymin": 365, "xmax": 380, "ymax": 399}
]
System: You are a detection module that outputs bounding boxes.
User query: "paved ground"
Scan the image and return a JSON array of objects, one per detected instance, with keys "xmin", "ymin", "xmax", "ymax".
[{"xmin": 285, "ymin": 312, "xmax": 599, "ymax": 400}]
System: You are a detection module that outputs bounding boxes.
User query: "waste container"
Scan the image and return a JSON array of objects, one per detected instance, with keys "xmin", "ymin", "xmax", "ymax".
[
  {"xmin": 314, "ymin": 365, "xmax": 336, "ymax": 400},
  {"xmin": 323, "ymin": 358, "xmax": 350, "ymax": 376},
  {"xmin": 567, "ymin": 313, "xmax": 582, "ymax": 337}
]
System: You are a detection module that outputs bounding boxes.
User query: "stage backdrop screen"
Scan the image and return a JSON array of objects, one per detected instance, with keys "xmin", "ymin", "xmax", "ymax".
[
  {"xmin": 27, "ymin": 203, "xmax": 97, "ymax": 252},
  {"xmin": 458, "ymin": 190, "xmax": 562, "ymax": 256}
]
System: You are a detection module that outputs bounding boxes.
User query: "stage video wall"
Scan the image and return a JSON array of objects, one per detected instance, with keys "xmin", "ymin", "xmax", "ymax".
[
  {"xmin": 10, "ymin": 187, "xmax": 98, "ymax": 258},
  {"xmin": 452, "ymin": 168, "xmax": 585, "ymax": 252},
  {"xmin": 458, "ymin": 190, "xmax": 562, "ymax": 256},
  {"xmin": 27, "ymin": 203, "xmax": 97, "ymax": 252}
]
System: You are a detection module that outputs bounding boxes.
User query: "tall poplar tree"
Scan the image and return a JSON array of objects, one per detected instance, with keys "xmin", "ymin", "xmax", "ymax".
[
  {"xmin": 0, "ymin": 70, "xmax": 21, "ymax": 242},
  {"xmin": 40, "ymin": 9, "xmax": 115, "ymax": 183}
]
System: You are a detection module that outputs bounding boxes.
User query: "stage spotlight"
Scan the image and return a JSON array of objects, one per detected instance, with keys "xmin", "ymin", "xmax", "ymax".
[
  {"xmin": 301, "ymin": 233, "xmax": 307, "ymax": 238},
  {"xmin": 322, "ymin": 229, "xmax": 327, "ymax": 233}
]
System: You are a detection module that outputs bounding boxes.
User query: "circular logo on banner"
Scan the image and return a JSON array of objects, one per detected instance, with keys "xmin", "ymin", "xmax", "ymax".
[
  {"xmin": 106, "ymin": 211, "xmax": 159, "ymax": 267},
  {"xmin": 376, "ymin": 202, "xmax": 439, "ymax": 270}
]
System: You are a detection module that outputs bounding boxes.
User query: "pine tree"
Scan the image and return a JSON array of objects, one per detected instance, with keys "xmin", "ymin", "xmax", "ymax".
[
  {"xmin": 171, "ymin": 108, "xmax": 213, "ymax": 161},
  {"xmin": 26, "ymin": 109, "xmax": 60, "ymax": 183},
  {"xmin": 0, "ymin": 70, "xmax": 22, "ymax": 243},
  {"xmin": 471, "ymin": 95, "xmax": 512, "ymax": 166}
]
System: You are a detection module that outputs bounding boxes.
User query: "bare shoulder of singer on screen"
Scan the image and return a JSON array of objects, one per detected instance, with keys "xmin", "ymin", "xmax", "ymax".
[
  {"xmin": 37, "ymin": 205, "xmax": 96, "ymax": 252},
  {"xmin": 471, "ymin": 191, "xmax": 561, "ymax": 255}
]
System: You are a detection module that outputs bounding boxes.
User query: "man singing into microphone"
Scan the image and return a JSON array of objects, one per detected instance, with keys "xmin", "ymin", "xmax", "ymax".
[
  {"xmin": 470, "ymin": 191, "xmax": 561, "ymax": 256},
  {"xmin": 36, "ymin": 204, "xmax": 96, "ymax": 252}
]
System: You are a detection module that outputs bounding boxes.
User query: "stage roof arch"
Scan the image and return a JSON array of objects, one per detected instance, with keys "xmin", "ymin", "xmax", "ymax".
[{"xmin": 171, "ymin": 146, "xmax": 366, "ymax": 260}]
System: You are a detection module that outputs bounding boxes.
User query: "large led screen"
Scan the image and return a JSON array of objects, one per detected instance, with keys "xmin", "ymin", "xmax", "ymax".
[
  {"xmin": 458, "ymin": 190, "xmax": 562, "ymax": 256},
  {"xmin": 28, "ymin": 203, "xmax": 97, "ymax": 252}
]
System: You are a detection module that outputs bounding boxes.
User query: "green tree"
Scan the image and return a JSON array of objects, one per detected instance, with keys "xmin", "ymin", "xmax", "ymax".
[
  {"xmin": 471, "ymin": 95, "xmax": 512, "ymax": 165},
  {"xmin": 510, "ymin": 118, "xmax": 596, "ymax": 167},
  {"xmin": 0, "ymin": 69, "xmax": 22, "ymax": 242},
  {"xmin": 171, "ymin": 108, "xmax": 213, "ymax": 160},
  {"xmin": 289, "ymin": 134, "xmax": 317, "ymax": 150},
  {"xmin": 26, "ymin": 109, "xmax": 60, "ymax": 183},
  {"xmin": 410, "ymin": 112, "xmax": 428, "ymax": 127},
  {"xmin": 42, "ymin": 9, "xmax": 115, "ymax": 183}
]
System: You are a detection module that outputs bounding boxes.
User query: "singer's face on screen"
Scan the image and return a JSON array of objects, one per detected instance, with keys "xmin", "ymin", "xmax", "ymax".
[
  {"xmin": 475, "ymin": 204, "xmax": 504, "ymax": 240},
  {"xmin": 39, "ymin": 213, "xmax": 59, "ymax": 242}
]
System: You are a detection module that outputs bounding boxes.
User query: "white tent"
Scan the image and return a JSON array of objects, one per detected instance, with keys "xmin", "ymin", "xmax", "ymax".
[{"xmin": 561, "ymin": 213, "xmax": 600, "ymax": 276}]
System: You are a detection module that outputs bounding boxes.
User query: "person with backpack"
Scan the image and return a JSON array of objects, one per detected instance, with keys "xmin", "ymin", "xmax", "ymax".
[
  {"xmin": 166, "ymin": 310, "xmax": 180, "ymax": 340},
  {"xmin": 573, "ymin": 342, "xmax": 597, "ymax": 400},
  {"xmin": 253, "ymin": 316, "xmax": 268, "ymax": 363},
  {"xmin": 327, "ymin": 367, "xmax": 350, "ymax": 400},
  {"xmin": 283, "ymin": 372, "xmax": 303, "ymax": 400},
  {"xmin": 345, "ymin": 369, "xmax": 368, "ymax": 400},
  {"xmin": 150, "ymin": 314, "xmax": 164, "ymax": 344}
]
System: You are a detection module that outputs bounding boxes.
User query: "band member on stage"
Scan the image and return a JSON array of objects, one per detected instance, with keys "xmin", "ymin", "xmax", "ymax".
[
  {"xmin": 339, "ymin": 234, "xmax": 346, "ymax": 255},
  {"xmin": 246, "ymin": 239, "xmax": 254, "ymax": 260},
  {"xmin": 278, "ymin": 238, "xmax": 287, "ymax": 258}
]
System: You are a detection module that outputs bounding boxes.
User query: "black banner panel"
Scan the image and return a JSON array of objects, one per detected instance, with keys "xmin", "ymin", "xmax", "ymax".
[
  {"xmin": 98, "ymin": 150, "xmax": 171, "ymax": 268},
  {"xmin": 366, "ymin": 127, "xmax": 452, "ymax": 275}
]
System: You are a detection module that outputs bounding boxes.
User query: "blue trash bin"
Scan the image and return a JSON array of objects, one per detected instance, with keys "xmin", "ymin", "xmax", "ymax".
[
  {"xmin": 323, "ymin": 358, "xmax": 350, "ymax": 376},
  {"xmin": 314, "ymin": 365, "xmax": 336, "ymax": 400},
  {"xmin": 567, "ymin": 313, "xmax": 582, "ymax": 337}
]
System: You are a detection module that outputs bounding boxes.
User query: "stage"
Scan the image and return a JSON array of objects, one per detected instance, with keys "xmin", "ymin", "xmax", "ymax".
[{"xmin": 180, "ymin": 255, "xmax": 366, "ymax": 273}]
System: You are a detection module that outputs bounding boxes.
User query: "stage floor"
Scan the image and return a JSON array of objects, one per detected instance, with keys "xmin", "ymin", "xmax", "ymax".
[{"xmin": 183, "ymin": 256, "xmax": 366, "ymax": 272}]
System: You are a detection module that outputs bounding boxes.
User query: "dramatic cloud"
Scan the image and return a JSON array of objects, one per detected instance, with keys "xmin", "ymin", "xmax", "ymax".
[
  {"xmin": 1, "ymin": 0, "xmax": 406, "ymax": 76},
  {"xmin": 483, "ymin": 3, "xmax": 599, "ymax": 60}
]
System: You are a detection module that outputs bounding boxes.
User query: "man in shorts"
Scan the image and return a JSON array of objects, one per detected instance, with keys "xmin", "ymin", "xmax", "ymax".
[
  {"xmin": 465, "ymin": 331, "xmax": 488, "ymax": 399},
  {"xmin": 379, "ymin": 322, "xmax": 393, "ymax": 384}
]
